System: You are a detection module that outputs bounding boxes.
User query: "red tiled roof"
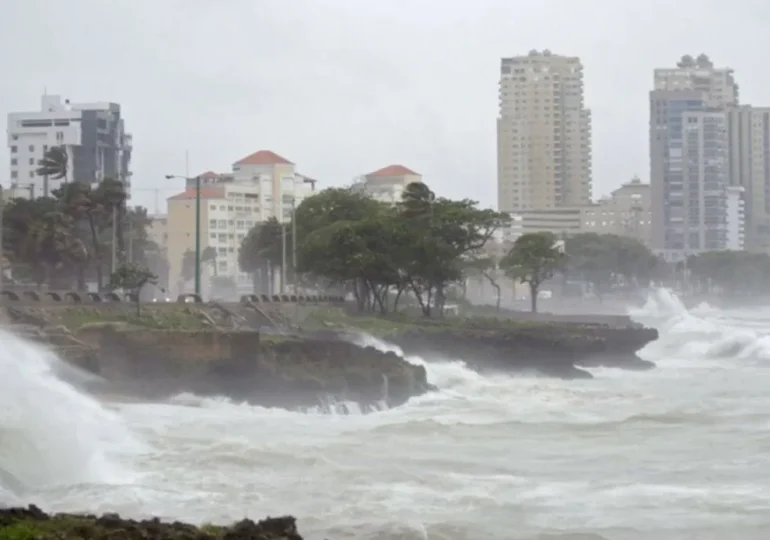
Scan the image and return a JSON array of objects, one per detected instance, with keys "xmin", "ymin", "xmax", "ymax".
[
  {"xmin": 367, "ymin": 164, "xmax": 419, "ymax": 177},
  {"xmin": 167, "ymin": 187, "xmax": 225, "ymax": 201},
  {"xmin": 198, "ymin": 171, "xmax": 222, "ymax": 179},
  {"xmin": 234, "ymin": 150, "xmax": 293, "ymax": 166}
]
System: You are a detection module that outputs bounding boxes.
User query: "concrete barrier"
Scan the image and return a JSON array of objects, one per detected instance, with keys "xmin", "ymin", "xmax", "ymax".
[{"xmin": 0, "ymin": 287, "xmax": 347, "ymax": 306}]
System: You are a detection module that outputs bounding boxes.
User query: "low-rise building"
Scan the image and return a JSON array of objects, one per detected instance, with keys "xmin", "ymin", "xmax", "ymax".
[
  {"xmin": 166, "ymin": 150, "xmax": 317, "ymax": 298},
  {"xmin": 351, "ymin": 164, "xmax": 422, "ymax": 203}
]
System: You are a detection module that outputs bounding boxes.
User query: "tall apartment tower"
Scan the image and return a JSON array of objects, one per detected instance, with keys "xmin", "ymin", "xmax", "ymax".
[
  {"xmin": 6, "ymin": 94, "xmax": 132, "ymax": 198},
  {"xmin": 650, "ymin": 54, "xmax": 739, "ymax": 258},
  {"xmin": 727, "ymin": 106, "xmax": 770, "ymax": 251},
  {"xmin": 497, "ymin": 50, "xmax": 592, "ymax": 213}
]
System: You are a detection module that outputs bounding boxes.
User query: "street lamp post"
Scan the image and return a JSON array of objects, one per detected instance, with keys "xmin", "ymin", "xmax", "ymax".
[{"xmin": 166, "ymin": 174, "xmax": 201, "ymax": 296}]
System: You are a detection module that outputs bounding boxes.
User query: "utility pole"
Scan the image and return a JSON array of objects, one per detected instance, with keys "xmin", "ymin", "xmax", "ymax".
[
  {"xmin": 111, "ymin": 204, "xmax": 118, "ymax": 277},
  {"xmin": 127, "ymin": 217, "xmax": 133, "ymax": 263},
  {"xmin": 194, "ymin": 175, "xmax": 201, "ymax": 297},
  {"xmin": 0, "ymin": 186, "xmax": 4, "ymax": 298},
  {"xmin": 291, "ymin": 197, "xmax": 297, "ymax": 292},
  {"xmin": 281, "ymin": 221, "xmax": 287, "ymax": 294}
]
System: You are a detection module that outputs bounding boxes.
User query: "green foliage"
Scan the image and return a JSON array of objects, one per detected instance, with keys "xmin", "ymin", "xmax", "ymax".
[
  {"xmin": 109, "ymin": 262, "xmax": 158, "ymax": 316},
  {"xmin": 35, "ymin": 145, "xmax": 68, "ymax": 180},
  {"xmin": 564, "ymin": 233, "xmax": 660, "ymax": 295},
  {"xmin": 1, "ymin": 177, "xmax": 159, "ymax": 291},
  {"xmin": 500, "ymin": 232, "xmax": 565, "ymax": 312},
  {"xmin": 239, "ymin": 182, "xmax": 509, "ymax": 316},
  {"xmin": 181, "ymin": 246, "xmax": 216, "ymax": 282}
]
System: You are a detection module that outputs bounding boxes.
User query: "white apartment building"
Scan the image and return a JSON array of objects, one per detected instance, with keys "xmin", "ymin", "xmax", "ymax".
[
  {"xmin": 6, "ymin": 94, "xmax": 132, "ymax": 198},
  {"xmin": 497, "ymin": 50, "xmax": 592, "ymax": 213},
  {"xmin": 650, "ymin": 54, "xmax": 739, "ymax": 261},
  {"xmin": 351, "ymin": 164, "xmax": 422, "ymax": 203},
  {"xmin": 167, "ymin": 150, "xmax": 316, "ymax": 298},
  {"xmin": 725, "ymin": 185, "xmax": 746, "ymax": 251}
]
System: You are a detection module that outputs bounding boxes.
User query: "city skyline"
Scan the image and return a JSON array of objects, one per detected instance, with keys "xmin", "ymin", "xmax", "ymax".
[{"xmin": 2, "ymin": 0, "xmax": 768, "ymax": 214}]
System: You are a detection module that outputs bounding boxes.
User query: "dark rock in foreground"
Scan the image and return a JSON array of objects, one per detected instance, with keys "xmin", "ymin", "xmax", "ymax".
[
  {"xmin": 0, "ymin": 505, "xmax": 303, "ymax": 539},
  {"xmin": 385, "ymin": 320, "xmax": 659, "ymax": 379}
]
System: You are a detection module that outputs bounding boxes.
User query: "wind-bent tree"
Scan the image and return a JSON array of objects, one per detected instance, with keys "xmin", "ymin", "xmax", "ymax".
[
  {"xmin": 281, "ymin": 183, "xmax": 509, "ymax": 316},
  {"xmin": 35, "ymin": 145, "xmax": 69, "ymax": 196},
  {"xmin": 500, "ymin": 232, "xmax": 565, "ymax": 313},
  {"xmin": 109, "ymin": 262, "xmax": 158, "ymax": 316}
]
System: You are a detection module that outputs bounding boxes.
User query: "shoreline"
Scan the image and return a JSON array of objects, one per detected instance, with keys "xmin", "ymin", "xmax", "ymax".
[{"xmin": 0, "ymin": 505, "xmax": 305, "ymax": 540}]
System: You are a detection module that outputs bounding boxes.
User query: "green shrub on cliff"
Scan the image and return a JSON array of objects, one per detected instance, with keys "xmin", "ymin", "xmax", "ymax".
[{"xmin": 109, "ymin": 263, "xmax": 158, "ymax": 316}]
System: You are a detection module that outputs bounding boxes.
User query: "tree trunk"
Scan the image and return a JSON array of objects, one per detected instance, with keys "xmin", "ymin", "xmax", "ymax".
[
  {"xmin": 393, "ymin": 287, "xmax": 404, "ymax": 311},
  {"xmin": 87, "ymin": 214, "xmax": 103, "ymax": 289},
  {"xmin": 529, "ymin": 282, "xmax": 539, "ymax": 313},
  {"xmin": 483, "ymin": 272, "xmax": 501, "ymax": 311}
]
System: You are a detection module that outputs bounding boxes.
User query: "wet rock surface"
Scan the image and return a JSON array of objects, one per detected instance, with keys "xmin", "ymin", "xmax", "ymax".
[
  {"xmin": 0, "ymin": 505, "xmax": 304, "ymax": 539},
  {"xmin": 72, "ymin": 326, "xmax": 435, "ymax": 412},
  {"xmin": 387, "ymin": 322, "xmax": 659, "ymax": 379}
]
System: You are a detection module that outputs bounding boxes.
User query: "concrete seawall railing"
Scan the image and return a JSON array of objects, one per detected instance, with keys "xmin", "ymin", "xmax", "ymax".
[{"xmin": 0, "ymin": 288, "xmax": 347, "ymax": 305}]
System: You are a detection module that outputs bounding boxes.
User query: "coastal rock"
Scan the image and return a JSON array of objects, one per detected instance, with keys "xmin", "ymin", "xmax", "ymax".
[
  {"xmin": 388, "ymin": 322, "xmax": 658, "ymax": 378},
  {"xmin": 0, "ymin": 505, "xmax": 304, "ymax": 539},
  {"xmin": 73, "ymin": 325, "xmax": 434, "ymax": 411}
]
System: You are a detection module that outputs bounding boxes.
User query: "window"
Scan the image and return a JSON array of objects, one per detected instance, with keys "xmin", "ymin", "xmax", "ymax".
[
  {"xmin": 28, "ymin": 145, "xmax": 34, "ymax": 152},
  {"xmin": 29, "ymin": 171, "xmax": 34, "ymax": 178},
  {"xmin": 29, "ymin": 158, "xmax": 34, "ymax": 165},
  {"xmin": 10, "ymin": 158, "xmax": 16, "ymax": 166},
  {"xmin": 210, "ymin": 204, "xmax": 216, "ymax": 210},
  {"xmin": 10, "ymin": 146, "xmax": 17, "ymax": 153},
  {"xmin": 218, "ymin": 220, "xmax": 226, "ymax": 228},
  {"xmin": 209, "ymin": 219, "xmax": 217, "ymax": 229},
  {"xmin": 10, "ymin": 171, "xmax": 17, "ymax": 179}
]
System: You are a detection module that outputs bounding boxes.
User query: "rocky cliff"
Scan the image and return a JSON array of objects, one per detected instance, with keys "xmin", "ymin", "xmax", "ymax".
[
  {"xmin": 388, "ymin": 322, "xmax": 657, "ymax": 378},
  {"xmin": 73, "ymin": 324, "xmax": 433, "ymax": 411}
]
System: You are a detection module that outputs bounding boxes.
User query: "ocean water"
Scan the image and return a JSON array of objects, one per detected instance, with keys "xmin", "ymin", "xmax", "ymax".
[{"xmin": 2, "ymin": 289, "xmax": 770, "ymax": 539}]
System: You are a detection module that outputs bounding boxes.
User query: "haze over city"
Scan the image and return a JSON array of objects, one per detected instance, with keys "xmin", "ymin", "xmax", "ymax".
[{"xmin": 3, "ymin": 0, "xmax": 770, "ymax": 213}]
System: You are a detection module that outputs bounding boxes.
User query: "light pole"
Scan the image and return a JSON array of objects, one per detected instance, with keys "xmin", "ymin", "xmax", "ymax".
[
  {"xmin": 166, "ymin": 174, "xmax": 201, "ymax": 296},
  {"xmin": 280, "ymin": 197, "xmax": 298, "ymax": 295}
]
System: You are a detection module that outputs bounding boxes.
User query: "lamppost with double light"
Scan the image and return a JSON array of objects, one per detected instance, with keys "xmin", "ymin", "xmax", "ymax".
[{"xmin": 165, "ymin": 174, "xmax": 201, "ymax": 296}]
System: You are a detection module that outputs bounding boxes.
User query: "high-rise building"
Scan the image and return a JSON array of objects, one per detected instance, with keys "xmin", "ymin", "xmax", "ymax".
[
  {"xmin": 727, "ymin": 106, "xmax": 770, "ymax": 251},
  {"xmin": 649, "ymin": 55, "xmax": 739, "ymax": 260},
  {"xmin": 497, "ymin": 50, "xmax": 592, "ymax": 213},
  {"xmin": 6, "ymin": 94, "xmax": 132, "ymax": 198}
]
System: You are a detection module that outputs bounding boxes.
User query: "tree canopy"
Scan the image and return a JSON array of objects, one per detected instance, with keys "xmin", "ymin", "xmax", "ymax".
[
  {"xmin": 563, "ymin": 232, "xmax": 661, "ymax": 297},
  {"xmin": 1, "ymin": 179, "xmax": 164, "ymax": 291},
  {"xmin": 500, "ymin": 232, "xmax": 565, "ymax": 312},
  {"xmin": 687, "ymin": 250, "xmax": 770, "ymax": 295},
  {"xmin": 238, "ymin": 183, "xmax": 510, "ymax": 315}
]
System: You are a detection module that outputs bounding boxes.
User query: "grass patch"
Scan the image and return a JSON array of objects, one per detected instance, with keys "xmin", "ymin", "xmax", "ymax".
[
  {"xmin": 300, "ymin": 306, "xmax": 554, "ymax": 337},
  {"xmin": 54, "ymin": 306, "xmax": 207, "ymax": 331}
]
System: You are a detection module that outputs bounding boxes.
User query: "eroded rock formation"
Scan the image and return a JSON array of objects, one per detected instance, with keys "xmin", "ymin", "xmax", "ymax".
[{"xmin": 73, "ymin": 325, "xmax": 434, "ymax": 410}]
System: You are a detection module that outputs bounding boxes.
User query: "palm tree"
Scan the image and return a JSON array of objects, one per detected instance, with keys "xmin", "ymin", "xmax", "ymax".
[
  {"xmin": 35, "ymin": 146, "xmax": 69, "ymax": 197},
  {"xmin": 401, "ymin": 182, "xmax": 435, "ymax": 219}
]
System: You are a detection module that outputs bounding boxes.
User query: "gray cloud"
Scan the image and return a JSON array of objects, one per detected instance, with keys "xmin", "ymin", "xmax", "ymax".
[{"xmin": 1, "ymin": 0, "xmax": 769, "ymax": 211}]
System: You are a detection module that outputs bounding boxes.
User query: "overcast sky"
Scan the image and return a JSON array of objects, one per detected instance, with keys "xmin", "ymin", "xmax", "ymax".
[{"xmin": 2, "ymin": 0, "xmax": 769, "ymax": 213}]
